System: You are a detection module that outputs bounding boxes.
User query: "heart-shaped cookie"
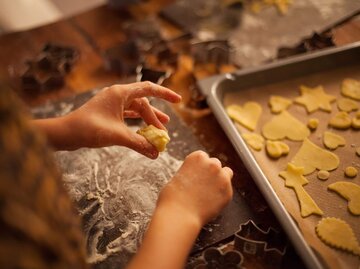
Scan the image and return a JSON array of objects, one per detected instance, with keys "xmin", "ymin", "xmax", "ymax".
[
  {"xmin": 328, "ymin": 181, "xmax": 360, "ymax": 215},
  {"xmin": 262, "ymin": 111, "xmax": 310, "ymax": 141},
  {"xmin": 291, "ymin": 138, "xmax": 340, "ymax": 175},
  {"xmin": 341, "ymin": 78, "xmax": 360, "ymax": 101},
  {"xmin": 328, "ymin": 111, "xmax": 352, "ymax": 129},
  {"xmin": 226, "ymin": 102, "xmax": 262, "ymax": 131},
  {"xmin": 266, "ymin": 140, "xmax": 289, "ymax": 159},
  {"xmin": 352, "ymin": 112, "xmax": 360, "ymax": 129},
  {"xmin": 269, "ymin": 95, "xmax": 292, "ymax": 113},
  {"xmin": 242, "ymin": 133, "xmax": 264, "ymax": 151},
  {"xmin": 323, "ymin": 131, "xmax": 346, "ymax": 150},
  {"xmin": 337, "ymin": 98, "xmax": 359, "ymax": 112}
]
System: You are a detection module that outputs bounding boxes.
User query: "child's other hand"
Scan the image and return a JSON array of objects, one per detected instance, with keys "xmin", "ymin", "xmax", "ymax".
[
  {"xmin": 157, "ymin": 151, "xmax": 233, "ymax": 227},
  {"xmin": 63, "ymin": 82, "xmax": 181, "ymax": 158}
]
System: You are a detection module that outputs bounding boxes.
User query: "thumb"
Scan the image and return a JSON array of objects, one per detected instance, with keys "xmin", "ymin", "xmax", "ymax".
[{"xmin": 121, "ymin": 128, "xmax": 159, "ymax": 159}]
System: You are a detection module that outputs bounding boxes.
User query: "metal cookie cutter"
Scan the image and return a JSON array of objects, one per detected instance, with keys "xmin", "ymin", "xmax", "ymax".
[
  {"xmin": 194, "ymin": 247, "xmax": 244, "ymax": 269},
  {"xmin": 234, "ymin": 220, "xmax": 287, "ymax": 268}
]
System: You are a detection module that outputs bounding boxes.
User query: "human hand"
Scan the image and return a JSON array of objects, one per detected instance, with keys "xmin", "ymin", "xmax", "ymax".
[
  {"xmin": 157, "ymin": 151, "xmax": 233, "ymax": 227},
  {"xmin": 52, "ymin": 82, "xmax": 181, "ymax": 157}
]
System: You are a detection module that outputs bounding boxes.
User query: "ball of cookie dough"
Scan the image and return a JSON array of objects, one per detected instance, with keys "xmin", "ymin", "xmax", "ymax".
[{"xmin": 137, "ymin": 125, "xmax": 170, "ymax": 152}]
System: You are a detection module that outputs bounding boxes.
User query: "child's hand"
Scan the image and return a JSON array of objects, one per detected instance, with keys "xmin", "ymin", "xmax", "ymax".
[
  {"xmin": 44, "ymin": 82, "xmax": 181, "ymax": 158},
  {"xmin": 157, "ymin": 151, "xmax": 234, "ymax": 227}
]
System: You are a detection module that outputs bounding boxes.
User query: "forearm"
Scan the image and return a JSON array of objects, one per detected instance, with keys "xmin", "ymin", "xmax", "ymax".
[
  {"xmin": 127, "ymin": 203, "xmax": 202, "ymax": 269},
  {"xmin": 33, "ymin": 116, "xmax": 76, "ymax": 151}
]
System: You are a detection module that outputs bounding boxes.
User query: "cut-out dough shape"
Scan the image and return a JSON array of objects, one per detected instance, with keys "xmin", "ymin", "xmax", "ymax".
[
  {"xmin": 316, "ymin": 218, "xmax": 360, "ymax": 256},
  {"xmin": 266, "ymin": 140, "xmax": 289, "ymax": 159},
  {"xmin": 341, "ymin": 78, "xmax": 360, "ymax": 101},
  {"xmin": 137, "ymin": 125, "xmax": 170, "ymax": 152},
  {"xmin": 291, "ymin": 138, "xmax": 340, "ymax": 175},
  {"xmin": 279, "ymin": 163, "xmax": 323, "ymax": 217},
  {"xmin": 269, "ymin": 95, "xmax": 292, "ymax": 113},
  {"xmin": 352, "ymin": 112, "xmax": 360, "ymax": 129},
  {"xmin": 295, "ymin": 85, "xmax": 336, "ymax": 113},
  {"xmin": 323, "ymin": 131, "xmax": 346, "ymax": 150},
  {"xmin": 226, "ymin": 102, "xmax": 262, "ymax": 131},
  {"xmin": 317, "ymin": 170, "xmax": 330, "ymax": 181},
  {"xmin": 307, "ymin": 118, "xmax": 319, "ymax": 131},
  {"xmin": 262, "ymin": 111, "xmax": 310, "ymax": 141},
  {"xmin": 345, "ymin": 166, "xmax": 358, "ymax": 178},
  {"xmin": 328, "ymin": 111, "xmax": 352, "ymax": 129},
  {"xmin": 328, "ymin": 181, "xmax": 360, "ymax": 215},
  {"xmin": 242, "ymin": 133, "xmax": 264, "ymax": 151},
  {"xmin": 337, "ymin": 98, "xmax": 358, "ymax": 112},
  {"xmin": 356, "ymin": 147, "xmax": 360, "ymax": 157}
]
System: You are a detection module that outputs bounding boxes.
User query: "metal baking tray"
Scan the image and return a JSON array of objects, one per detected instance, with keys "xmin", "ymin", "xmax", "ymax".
[{"xmin": 198, "ymin": 42, "xmax": 360, "ymax": 269}]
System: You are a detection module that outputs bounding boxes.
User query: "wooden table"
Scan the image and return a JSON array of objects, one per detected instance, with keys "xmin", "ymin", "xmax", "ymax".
[{"xmin": 0, "ymin": 1, "xmax": 359, "ymax": 268}]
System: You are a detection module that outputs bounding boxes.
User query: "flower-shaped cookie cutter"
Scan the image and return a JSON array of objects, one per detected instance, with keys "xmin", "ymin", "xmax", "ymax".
[
  {"xmin": 234, "ymin": 220, "xmax": 287, "ymax": 268},
  {"xmin": 194, "ymin": 247, "xmax": 244, "ymax": 269}
]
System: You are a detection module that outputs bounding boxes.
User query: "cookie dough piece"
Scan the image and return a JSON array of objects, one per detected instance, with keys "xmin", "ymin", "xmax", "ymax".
[
  {"xmin": 329, "ymin": 111, "xmax": 352, "ymax": 129},
  {"xmin": 337, "ymin": 98, "xmax": 358, "ymax": 112},
  {"xmin": 262, "ymin": 111, "xmax": 310, "ymax": 141},
  {"xmin": 279, "ymin": 163, "xmax": 323, "ymax": 217},
  {"xmin": 291, "ymin": 138, "xmax": 340, "ymax": 175},
  {"xmin": 266, "ymin": 140, "xmax": 289, "ymax": 159},
  {"xmin": 356, "ymin": 147, "xmax": 360, "ymax": 157},
  {"xmin": 317, "ymin": 170, "xmax": 330, "ymax": 181},
  {"xmin": 316, "ymin": 217, "xmax": 360, "ymax": 256},
  {"xmin": 269, "ymin": 95, "xmax": 292, "ymax": 113},
  {"xmin": 307, "ymin": 118, "xmax": 319, "ymax": 131},
  {"xmin": 341, "ymin": 78, "xmax": 360, "ymax": 101},
  {"xmin": 242, "ymin": 133, "xmax": 264, "ymax": 151},
  {"xmin": 352, "ymin": 112, "xmax": 360, "ymax": 129},
  {"xmin": 323, "ymin": 131, "xmax": 346, "ymax": 150},
  {"xmin": 345, "ymin": 166, "xmax": 358, "ymax": 178},
  {"xmin": 226, "ymin": 102, "xmax": 262, "ymax": 131},
  {"xmin": 328, "ymin": 181, "xmax": 360, "ymax": 215},
  {"xmin": 295, "ymin": 85, "xmax": 336, "ymax": 113},
  {"xmin": 137, "ymin": 125, "xmax": 170, "ymax": 152}
]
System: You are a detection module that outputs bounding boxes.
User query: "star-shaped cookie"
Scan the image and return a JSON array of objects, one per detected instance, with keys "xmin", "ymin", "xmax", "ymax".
[{"xmin": 295, "ymin": 85, "xmax": 336, "ymax": 113}]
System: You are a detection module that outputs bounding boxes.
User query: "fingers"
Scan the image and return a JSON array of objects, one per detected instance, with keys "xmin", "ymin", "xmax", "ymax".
[
  {"xmin": 129, "ymin": 98, "xmax": 166, "ymax": 130},
  {"xmin": 222, "ymin": 166, "xmax": 233, "ymax": 180},
  {"xmin": 124, "ymin": 106, "xmax": 170, "ymax": 124},
  {"xmin": 127, "ymin": 81, "xmax": 182, "ymax": 103}
]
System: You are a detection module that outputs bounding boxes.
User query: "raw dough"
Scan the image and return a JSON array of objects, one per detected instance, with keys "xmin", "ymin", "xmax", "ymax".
[
  {"xmin": 295, "ymin": 85, "xmax": 336, "ymax": 113},
  {"xmin": 279, "ymin": 163, "xmax": 323, "ymax": 217},
  {"xmin": 328, "ymin": 181, "xmax": 360, "ymax": 215},
  {"xmin": 307, "ymin": 118, "xmax": 319, "ymax": 131},
  {"xmin": 242, "ymin": 133, "xmax": 264, "ymax": 151},
  {"xmin": 266, "ymin": 140, "xmax": 289, "ymax": 159},
  {"xmin": 328, "ymin": 111, "xmax": 352, "ymax": 129},
  {"xmin": 137, "ymin": 125, "xmax": 170, "ymax": 152},
  {"xmin": 268, "ymin": 95, "xmax": 292, "ymax": 113},
  {"xmin": 341, "ymin": 78, "xmax": 360, "ymax": 101},
  {"xmin": 337, "ymin": 98, "xmax": 358, "ymax": 112},
  {"xmin": 357, "ymin": 147, "xmax": 360, "ymax": 157},
  {"xmin": 323, "ymin": 131, "xmax": 346, "ymax": 150},
  {"xmin": 316, "ymin": 217, "xmax": 360, "ymax": 256},
  {"xmin": 352, "ymin": 112, "xmax": 360, "ymax": 129},
  {"xmin": 226, "ymin": 102, "xmax": 262, "ymax": 131},
  {"xmin": 262, "ymin": 111, "xmax": 310, "ymax": 141},
  {"xmin": 317, "ymin": 170, "xmax": 330, "ymax": 181},
  {"xmin": 344, "ymin": 166, "xmax": 358, "ymax": 178},
  {"xmin": 291, "ymin": 138, "xmax": 340, "ymax": 175}
]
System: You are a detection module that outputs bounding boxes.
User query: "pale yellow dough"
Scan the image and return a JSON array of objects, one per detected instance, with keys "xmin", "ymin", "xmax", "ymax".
[
  {"xmin": 341, "ymin": 78, "xmax": 360, "ymax": 101},
  {"xmin": 295, "ymin": 85, "xmax": 336, "ymax": 113},
  {"xmin": 344, "ymin": 166, "xmax": 358, "ymax": 178},
  {"xmin": 316, "ymin": 217, "xmax": 360, "ymax": 256},
  {"xmin": 323, "ymin": 131, "xmax": 346, "ymax": 150},
  {"xmin": 328, "ymin": 181, "xmax": 360, "ymax": 215},
  {"xmin": 307, "ymin": 118, "xmax": 319, "ymax": 131},
  {"xmin": 242, "ymin": 133, "xmax": 264, "ymax": 151},
  {"xmin": 317, "ymin": 170, "xmax": 330, "ymax": 181},
  {"xmin": 266, "ymin": 140, "xmax": 289, "ymax": 159},
  {"xmin": 337, "ymin": 98, "xmax": 358, "ymax": 112},
  {"xmin": 291, "ymin": 138, "xmax": 340, "ymax": 175},
  {"xmin": 279, "ymin": 163, "xmax": 323, "ymax": 217},
  {"xmin": 137, "ymin": 125, "xmax": 170, "ymax": 152},
  {"xmin": 262, "ymin": 111, "xmax": 310, "ymax": 141},
  {"xmin": 226, "ymin": 102, "xmax": 262, "ymax": 131},
  {"xmin": 268, "ymin": 95, "xmax": 292, "ymax": 113},
  {"xmin": 328, "ymin": 111, "xmax": 352, "ymax": 129},
  {"xmin": 352, "ymin": 112, "xmax": 360, "ymax": 129},
  {"xmin": 356, "ymin": 147, "xmax": 360, "ymax": 157}
]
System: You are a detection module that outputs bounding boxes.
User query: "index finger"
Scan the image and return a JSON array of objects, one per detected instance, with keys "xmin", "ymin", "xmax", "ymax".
[{"xmin": 128, "ymin": 81, "xmax": 182, "ymax": 103}]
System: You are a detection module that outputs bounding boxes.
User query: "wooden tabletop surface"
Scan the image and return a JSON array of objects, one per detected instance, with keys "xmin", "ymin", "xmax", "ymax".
[{"xmin": 0, "ymin": 1, "xmax": 359, "ymax": 268}]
